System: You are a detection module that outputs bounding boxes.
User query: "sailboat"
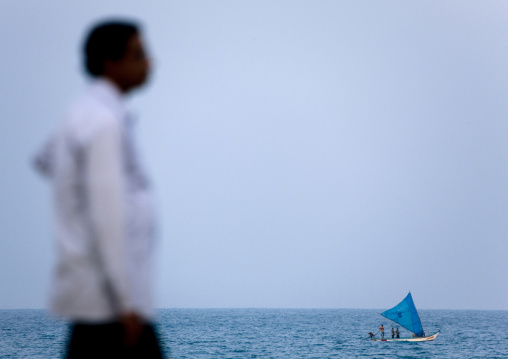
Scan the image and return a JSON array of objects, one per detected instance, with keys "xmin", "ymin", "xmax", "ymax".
[{"xmin": 371, "ymin": 292, "xmax": 439, "ymax": 342}]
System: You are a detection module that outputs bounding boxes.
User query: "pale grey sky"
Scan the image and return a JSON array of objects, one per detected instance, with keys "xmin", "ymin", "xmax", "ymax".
[{"xmin": 1, "ymin": 1, "xmax": 508, "ymax": 310}]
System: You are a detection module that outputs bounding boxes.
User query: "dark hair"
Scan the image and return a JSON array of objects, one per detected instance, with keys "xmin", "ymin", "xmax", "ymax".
[{"xmin": 83, "ymin": 20, "xmax": 140, "ymax": 77}]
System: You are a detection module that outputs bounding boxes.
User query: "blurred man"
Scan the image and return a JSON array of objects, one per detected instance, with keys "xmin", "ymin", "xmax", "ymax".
[{"xmin": 34, "ymin": 20, "xmax": 165, "ymax": 358}]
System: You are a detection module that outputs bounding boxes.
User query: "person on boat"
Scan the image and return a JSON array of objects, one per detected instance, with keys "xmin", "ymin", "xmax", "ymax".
[
  {"xmin": 391, "ymin": 327, "xmax": 395, "ymax": 339},
  {"xmin": 396, "ymin": 327, "xmax": 400, "ymax": 338},
  {"xmin": 379, "ymin": 324, "xmax": 385, "ymax": 338}
]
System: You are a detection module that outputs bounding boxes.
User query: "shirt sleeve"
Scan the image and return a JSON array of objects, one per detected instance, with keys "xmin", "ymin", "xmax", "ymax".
[
  {"xmin": 33, "ymin": 136, "xmax": 55, "ymax": 178},
  {"xmin": 84, "ymin": 117, "xmax": 132, "ymax": 314}
]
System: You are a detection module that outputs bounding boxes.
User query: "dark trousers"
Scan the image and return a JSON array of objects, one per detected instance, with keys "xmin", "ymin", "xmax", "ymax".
[{"xmin": 65, "ymin": 322, "xmax": 165, "ymax": 359}]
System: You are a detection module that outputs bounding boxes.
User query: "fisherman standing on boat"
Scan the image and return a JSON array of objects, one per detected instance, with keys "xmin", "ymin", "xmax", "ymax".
[
  {"xmin": 391, "ymin": 327, "xmax": 395, "ymax": 339},
  {"xmin": 379, "ymin": 324, "xmax": 385, "ymax": 338}
]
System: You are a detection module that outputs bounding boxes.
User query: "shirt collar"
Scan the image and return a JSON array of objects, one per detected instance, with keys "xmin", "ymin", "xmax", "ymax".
[{"xmin": 90, "ymin": 78, "xmax": 128, "ymax": 121}]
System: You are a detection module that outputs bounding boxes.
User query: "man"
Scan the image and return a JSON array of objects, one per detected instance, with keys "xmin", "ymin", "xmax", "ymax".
[
  {"xmin": 391, "ymin": 327, "xmax": 395, "ymax": 339},
  {"xmin": 379, "ymin": 324, "xmax": 384, "ymax": 338},
  {"xmin": 396, "ymin": 327, "xmax": 400, "ymax": 338},
  {"xmin": 34, "ymin": 20, "xmax": 164, "ymax": 358}
]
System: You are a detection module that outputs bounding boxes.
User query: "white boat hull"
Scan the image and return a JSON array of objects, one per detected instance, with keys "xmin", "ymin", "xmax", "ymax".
[{"xmin": 371, "ymin": 332, "xmax": 439, "ymax": 342}]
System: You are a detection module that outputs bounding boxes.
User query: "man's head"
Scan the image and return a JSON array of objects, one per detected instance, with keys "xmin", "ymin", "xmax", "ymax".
[{"xmin": 84, "ymin": 20, "xmax": 150, "ymax": 93}]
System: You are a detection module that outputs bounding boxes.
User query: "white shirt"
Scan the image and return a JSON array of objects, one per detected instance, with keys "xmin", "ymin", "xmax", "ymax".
[{"xmin": 34, "ymin": 79, "xmax": 156, "ymax": 322}]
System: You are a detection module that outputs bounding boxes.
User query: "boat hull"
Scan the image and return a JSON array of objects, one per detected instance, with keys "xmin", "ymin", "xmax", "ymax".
[{"xmin": 371, "ymin": 332, "xmax": 439, "ymax": 342}]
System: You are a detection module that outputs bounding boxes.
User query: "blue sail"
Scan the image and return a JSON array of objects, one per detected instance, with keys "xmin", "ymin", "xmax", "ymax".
[{"xmin": 380, "ymin": 292, "xmax": 424, "ymax": 337}]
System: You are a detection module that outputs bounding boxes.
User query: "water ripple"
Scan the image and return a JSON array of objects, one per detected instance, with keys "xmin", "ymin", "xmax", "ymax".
[{"xmin": 1, "ymin": 309, "xmax": 507, "ymax": 358}]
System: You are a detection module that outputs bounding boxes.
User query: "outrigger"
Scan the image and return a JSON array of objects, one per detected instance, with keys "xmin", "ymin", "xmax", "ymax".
[{"xmin": 371, "ymin": 292, "xmax": 439, "ymax": 342}]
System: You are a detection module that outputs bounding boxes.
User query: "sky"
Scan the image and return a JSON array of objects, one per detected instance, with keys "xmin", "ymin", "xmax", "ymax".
[{"xmin": 1, "ymin": 1, "xmax": 508, "ymax": 311}]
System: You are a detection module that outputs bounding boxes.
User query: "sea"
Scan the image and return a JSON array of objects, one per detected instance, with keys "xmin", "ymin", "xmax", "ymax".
[{"xmin": 0, "ymin": 308, "xmax": 507, "ymax": 358}]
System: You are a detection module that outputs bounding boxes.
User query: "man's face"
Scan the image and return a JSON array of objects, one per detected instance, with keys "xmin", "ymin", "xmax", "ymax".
[{"xmin": 106, "ymin": 33, "xmax": 151, "ymax": 92}]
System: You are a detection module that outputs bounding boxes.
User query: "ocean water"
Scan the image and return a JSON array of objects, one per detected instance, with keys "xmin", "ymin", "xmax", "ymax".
[{"xmin": 1, "ymin": 309, "xmax": 507, "ymax": 358}]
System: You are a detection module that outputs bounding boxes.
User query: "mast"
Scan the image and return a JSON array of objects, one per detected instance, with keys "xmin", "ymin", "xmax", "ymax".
[{"xmin": 411, "ymin": 292, "xmax": 425, "ymax": 335}]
